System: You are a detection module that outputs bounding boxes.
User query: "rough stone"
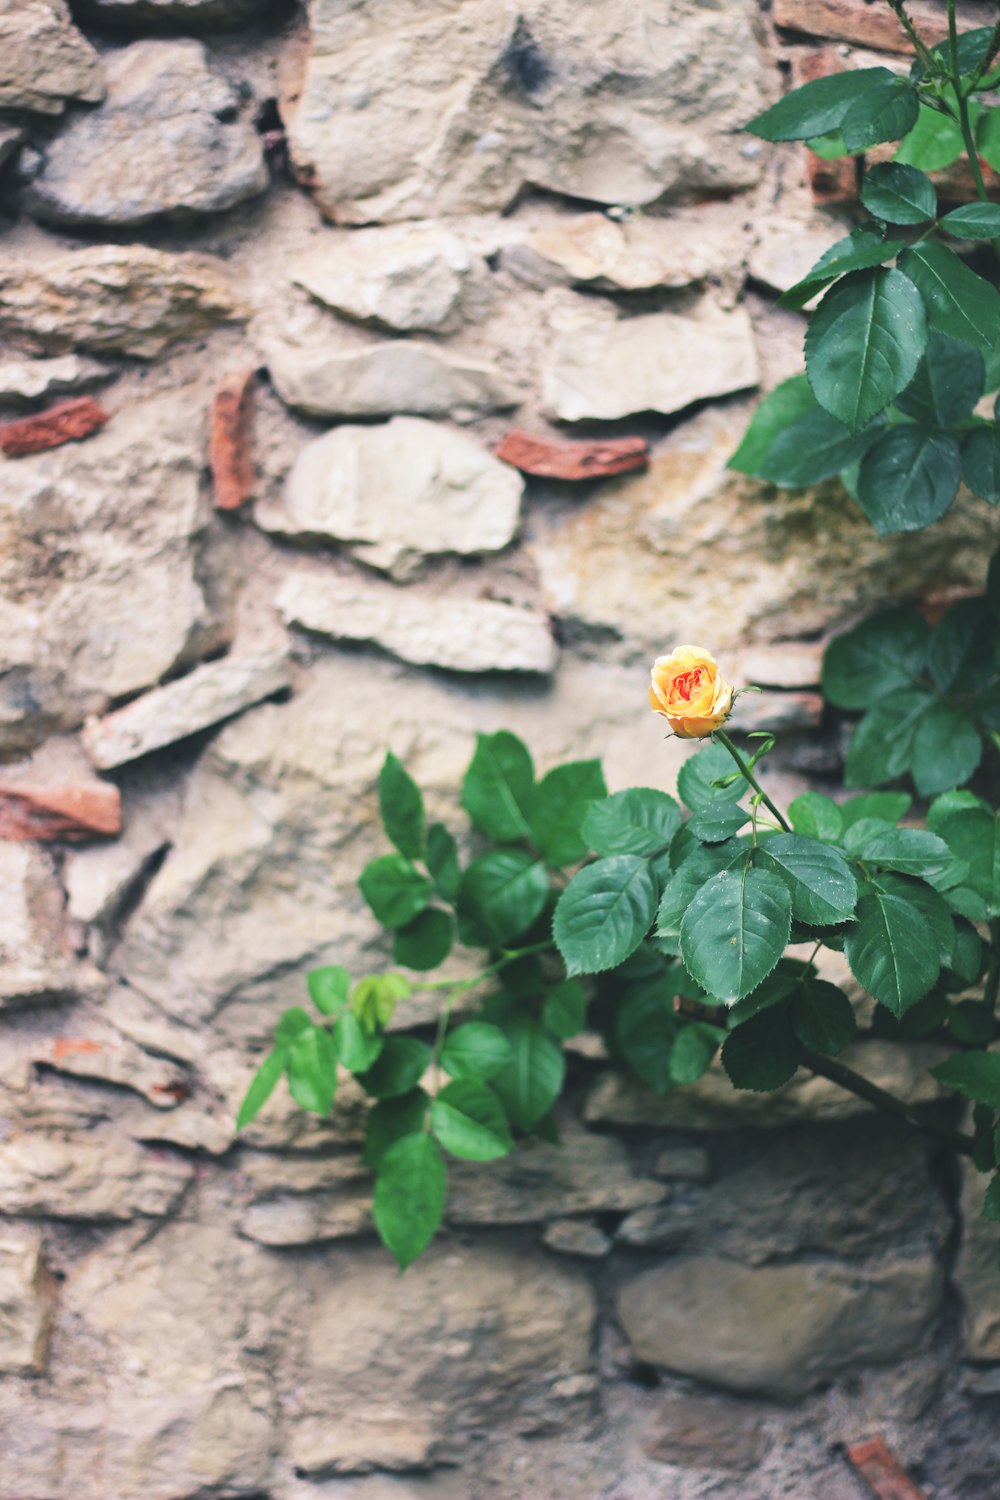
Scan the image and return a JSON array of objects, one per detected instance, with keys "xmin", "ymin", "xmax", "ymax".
[
  {"xmin": 527, "ymin": 402, "xmax": 1000, "ymax": 652},
  {"xmin": 64, "ymin": 773, "xmax": 180, "ymax": 929},
  {"xmin": 0, "ymin": 387, "xmax": 220, "ymax": 751},
  {"xmin": 735, "ymin": 641, "xmax": 825, "ymax": 689},
  {"xmin": 34, "ymin": 1033, "xmax": 190, "ymax": 1110},
  {"xmin": 0, "ymin": 355, "xmax": 110, "ymax": 409},
  {"xmin": 0, "ymin": 1226, "xmax": 55, "ymax": 1374},
  {"xmin": 653, "ymin": 1145, "xmax": 711, "ymax": 1181},
  {"xmin": 0, "ymin": 740, "xmax": 121, "ymax": 840},
  {"xmin": 75, "ymin": 0, "xmax": 273, "ymax": 27},
  {"xmin": 240, "ymin": 1180, "xmax": 373, "ymax": 1246},
  {"xmin": 0, "ymin": 1129, "xmax": 193, "ymax": 1219},
  {"xmin": 618, "ymin": 1254, "xmax": 942, "ymax": 1400},
  {"xmin": 543, "ymin": 1219, "xmax": 612, "ymax": 1258},
  {"xmin": 0, "ymin": 245, "xmax": 245, "ymax": 358},
  {"xmin": 283, "ymin": 0, "xmax": 773, "ymax": 223},
  {"xmin": 82, "ymin": 651, "xmax": 291, "ymax": 770},
  {"xmin": 0, "ymin": 123, "xmax": 24, "ymax": 169},
  {"xmin": 496, "ymin": 428, "xmax": 648, "ymax": 480},
  {"xmin": 0, "ymin": 395, "xmax": 109, "ymax": 457},
  {"xmin": 749, "ymin": 208, "xmax": 849, "ymax": 300},
  {"xmin": 956, "ymin": 1160, "xmax": 1000, "ymax": 1361},
  {"xmin": 23, "ymin": 40, "xmax": 268, "ymax": 228},
  {"xmin": 277, "ymin": 570, "xmax": 556, "ymax": 674},
  {"xmin": 257, "ymin": 417, "xmax": 524, "ymax": 577},
  {"xmin": 0, "ymin": 0, "xmax": 103, "ymax": 114},
  {"xmin": 543, "ymin": 301, "xmax": 759, "ymax": 422},
  {"xmin": 0, "ymin": 844, "xmax": 77, "ymax": 1009},
  {"xmin": 293, "ymin": 225, "xmax": 493, "ymax": 334},
  {"xmin": 642, "ymin": 1394, "xmax": 770, "ymax": 1472},
  {"xmin": 211, "ymin": 367, "xmax": 256, "ymax": 511},
  {"xmin": 772, "ymin": 0, "xmax": 992, "ymax": 53}
]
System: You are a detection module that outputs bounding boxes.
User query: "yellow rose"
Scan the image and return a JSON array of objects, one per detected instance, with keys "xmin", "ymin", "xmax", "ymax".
[{"xmin": 648, "ymin": 646, "xmax": 734, "ymax": 739}]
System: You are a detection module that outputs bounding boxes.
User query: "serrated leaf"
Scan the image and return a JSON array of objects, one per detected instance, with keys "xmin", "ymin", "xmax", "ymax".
[
  {"xmin": 898, "ymin": 243, "xmax": 1000, "ymax": 354},
  {"xmin": 677, "ymin": 742, "xmax": 744, "ymax": 811},
  {"xmin": 542, "ymin": 979, "xmax": 587, "ymax": 1039},
  {"xmin": 528, "ymin": 759, "xmax": 608, "ymax": 867},
  {"xmin": 806, "ymin": 268, "xmax": 927, "ymax": 433},
  {"xmin": 359, "ymin": 1035, "xmax": 432, "ymax": 1099},
  {"xmin": 931, "ymin": 1051, "xmax": 1000, "ymax": 1109},
  {"xmin": 491, "ymin": 1019, "xmax": 565, "ymax": 1130},
  {"xmin": 306, "ymin": 964, "xmax": 350, "ymax": 1017},
  {"xmin": 759, "ymin": 833, "xmax": 858, "ymax": 924},
  {"xmin": 461, "ymin": 731, "xmax": 534, "ymax": 842},
  {"xmin": 860, "ymin": 162, "xmax": 936, "ymax": 224},
  {"xmin": 727, "ymin": 375, "xmax": 821, "ymax": 476},
  {"xmin": 746, "ymin": 67, "xmax": 907, "ymax": 142},
  {"xmin": 670, "ymin": 1022, "xmax": 722, "ymax": 1084},
  {"xmin": 554, "ymin": 855, "xmax": 658, "ymax": 976},
  {"xmin": 440, "ymin": 1022, "xmax": 513, "ymax": 1081},
  {"xmin": 871, "ymin": 873, "xmax": 955, "ymax": 966},
  {"xmin": 940, "ymin": 202, "xmax": 1000, "ymax": 239},
  {"xmin": 615, "ymin": 975, "xmax": 680, "ymax": 1093},
  {"xmin": 844, "ymin": 886, "xmax": 940, "ymax": 1015},
  {"xmin": 373, "ymin": 1133, "xmax": 446, "ymax": 1269},
  {"xmin": 722, "ymin": 1006, "xmax": 803, "ymax": 1091},
  {"xmin": 788, "ymin": 792, "xmax": 844, "ymax": 842},
  {"xmin": 460, "ymin": 849, "xmax": 549, "ymax": 947},
  {"xmin": 841, "ymin": 792, "xmax": 912, "ymax": 829},
  {"xmin": 928, "ymin": 598, "xmax": 995, "ymax": 693},
  {"xmin": 895, "ymin": 329, "xmax": 985, "ymax": 426},
  {"xmin": 754, "ymin": 407, "xmax": 884, "ymax": 486},
  {"xmin": 359, "ymin": 854, "xmax": 432, "ymax": 929},
  {"xmin": 779, "ymin": 228, "xmax": 898, "ymax": 311},
  {"xmin": 962, "ymin": 426, "xmax": 1000, "ymax": 505},
  {"xmin": 855, "ymin": 426, "xmax": 961, "ymax": 535},
  {"xmin": 936, "ymin": 808, "xmax": 1000, "ymax": 917},
  {"xmin": 680, "ymin": 863, "xmax": 792, "ymax": 1003},
  {"xmin": 687, "ymin": 801, "xmax": 751, "ymax": 843},
  {"xmin": 841, "ymin": 75, "xmax": 918, "ymax": 151},
  {"xmin": 378, "ymin": 751, "xmax": 424, "ymax": 860},
  {"xmin": 392, "ymin": 908, "xmax": 454, "ymax": 971},
  {"xmin": 237, "ymin": 1047, "xmax": 287, "ymax": 1129},
  {"xmin": 657, "ymin": 840, "xmax": 749, "ymax": 937},
  {"xmin": 286, "ymin": 1025, "xmax": 338, "ymax": 1115},
  {"xmin": 910, "ymin": 702, "xmax": 982, "ymax": 796},
  {"xmin": 791, "ymin": 979, "xmax": 858, "ymax": 1054},
  {"xmin": 822, "ymin": 607, "xmax": 928, "ymax": 708},
  {"xmin": 844, "ymin": 692, "xmax": 935, "ymax": 788},
  {"xmin": 894, "ymin": 101, "xmax": 964, "ymax": 171},
  {"xmin": 431, "ymin": 1078, "xmax": 513, "ymax": 1161},
  {"xmin": 364, "ymin": 1088, "xmax": 429, "ymax": 1169},
  {"xmin": 582, "ymin": 787, "xmax": 681, "ymax": 856}
]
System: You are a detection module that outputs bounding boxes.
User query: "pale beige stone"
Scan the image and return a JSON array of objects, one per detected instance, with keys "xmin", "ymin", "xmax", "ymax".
[
  {"xmin": 543, "ymin": 1219, "xmax": 612, "ymax": 1257},
  {"xmin": 748, "ymin": 208, "xmax": 850, "ymax": 299},
  {"xmin": 0, "ymin": 1227, "xmax": 55, "ymax": 1374},
  {"xmin": 33, "ymin": 1033, "xmax": 189, "ymax": 1110},
  {"xmin": 0, "ymin": 354, "xmax": 109, "ymax": 407},
  {"xmin": 0, "ymin": 0, "xmax": 103, "ymax": 114},
  {"xmin": 0, "ymin": 844, "xmax": 77, "ymax": 1009},
  {"xmin": 0, "ymin": 1129, "xmax": 193, "ymax": 1219}
]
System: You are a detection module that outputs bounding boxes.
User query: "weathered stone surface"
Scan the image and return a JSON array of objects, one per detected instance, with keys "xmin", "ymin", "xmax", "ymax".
[
  {"xmin": 0, "ymin": 355, "xmax": 110, "ymax": 409},
  {"xmin": 76, "ymin": 0, "xmax": 273, "ymax": 28},
  {"xmin": 956, "ymin": 1160, "xmax": 1000, "ymax": 1362},
  {"xmin": 277, "ymin": 570, "xmax": 556, "ymax": 674},
  {"xmin": 618, "ymin": 1254, "xmax": 942, "ymax": 1400},
  {"xmin": 34, "ymin": 1033, "xmax": 189, "ymax": 1110},
  {"xmin": 543, "ymin": 1219, "xmax": 612, "ymax": 1258},
  {"xmin": 284, "ymin": 0, "xmax": 773, "ymax": 223},
  {"xmin": 653, "ymin": 1145, "xmax": 711, "ymax": 1181},
  {"xmin": 642, "ymin": 1394, "xmax": 770, "ymax": 1473},
  {"xmin": 65, "ymin": 773, "xmax": 180, "ymax": 929},
  {"xmin": 240, "ymin": 1180, "xmax": 372, "ymax": 1246},
  {"xmin": 0, "ymin": 1129, "xmax": 193, "ymax": 1219},
  {"xmin": 0, "ymin": 245, "xmax": 244, "ymax": 358},
  {"xmin": 0, "ymin": 0, "xmax": 103, "ymax": 114},
  {"xmin": 83, "ymin": 652, "xmax": 291, "ymax": 770},
  {"xmin": 23, "ymin": 40, "xmax": 267, "ymax": 228},
  {"xmin": 0, "ymin": 844, "xmax": 77, "ymax": 1008},
  {"xmin": 749, "ymin": 208, "xmax": 848, "ymax": 299},
  {"xmin": 258, "ymin": 417, "xmax": 524, "ymax": 577},
  {"xmin": 293, "ymin": 225, "xmax": 493, "ymax": 334},
  {"xmin": 735, "ymin": 641, "xmax": 825, "ymax": 689},
  {"xmin": 0, "ymin": 394, "xmax": 109, "ymax": 457},
  {"xmin": 496, "ymin": 428, "xmax": 648, "ymax": 480},
  {"xmin": 528, "ymin": 402, "xmax": 1000, "ymax": 651},
  {"xmin": 447, "ymin": 1123, "xmax": 666, "ymax": 1225},
  {"xmin": 211, "ymin": 368, "xmax": 256, "ymax": 511},
  {"xmin": 0, "ymin": 1227, "xmax": 55, "ymax": 1374},
  {"xmin": 0, "ymin": 388, "xmax": 219, "ymax": 751},
  {"xmin": 543, "ymin": 302, "xmax": 759, "ymax": 422},
  {"xmin": 585, "ymin": 1041, "xmax": 947, "ymax": 1130},
  {"xmin": 282, "ymin": 1244, "xmax": 596, "ymax": 1472}
]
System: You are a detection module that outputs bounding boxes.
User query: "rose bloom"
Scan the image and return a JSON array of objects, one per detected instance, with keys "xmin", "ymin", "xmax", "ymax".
[{"xmin": 648, "ymin": 646, "xmax": 734, "ymax": 739}]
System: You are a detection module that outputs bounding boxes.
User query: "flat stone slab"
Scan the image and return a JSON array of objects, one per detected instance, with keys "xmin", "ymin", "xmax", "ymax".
[
  {"xmin": 0, "ymin": 0, "xmax": 103, "ymax": 114},
  {"xmin": 0, "ymin": 355, "xmax": 109, "ymax": 408},
  {"xmin": 0, "ymin": 1228, "xmax": 55, "ymax": 1374}
]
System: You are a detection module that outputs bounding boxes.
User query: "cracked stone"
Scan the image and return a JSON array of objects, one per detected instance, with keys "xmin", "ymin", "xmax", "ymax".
[{"xmin": 0, "ymin": 0, "xmax": 103, "ymax": 114}]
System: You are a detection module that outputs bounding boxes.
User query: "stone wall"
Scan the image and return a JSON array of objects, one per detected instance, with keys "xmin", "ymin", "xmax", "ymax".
[{"xmin": 2, "ymin": 1, "xmax": 1000, "ymax": 1496}]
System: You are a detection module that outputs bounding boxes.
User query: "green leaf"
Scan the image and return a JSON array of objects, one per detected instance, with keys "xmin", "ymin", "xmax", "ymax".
[
  {"xmin": 856, "ymin": 426, "xmax": 961, "ymax": 535},
  {"xmin": 687, "ymin": 801, "xmax": 751, "ymax": 843},
  {"xmin": 722, "ymin": 1006, "xmax": 803, "ymax": 1091},
  {"xmin": 333, "ymin": 1011, "xmax": 384, "ymax": 1072},
  {"xmin": 528, "ymin": 760, "xmax": 607, "ymax": 867},
  {"xmin": 378, "ymin": 751, "xmax": 424, "ymax": 860},
  {"xmin": 670, "ymin": 1022, "xmax": 721, "ymax": 1085},
  {"xmin": 491, "ymin": 1019, "xmax": 565, "ymax": 1130},
  {"xmin": 948, "ymin": 1000, "xmax": 995, "ymax": 1046},
  {"xmin": 936, "ymin": 808, "xmax": 1000, "ymax": 916},
  {"xmin": 727, "ymin": 376, "xmax": 822, "ymax": 476},
  {"xmin": 940, "ymin": 202, "xmax": 1000, "ymax": 239},
  {"xmin": 983, "ymin": 1172, "xmax": 1000, "ymax": 1222},
  {"xmin": 895, "ymin": 329, "xmax": 985, "ymax": 426},
  {"xmin": 286, "ymin": 1025, "xmax": 338, "ymax": 1115},
  {"xmin": 359, "ymin": 854, "xmax": 432, "ymax": 929},
  {"xmin": 841, "ymin": 791, "xmax": 911, "ymax": 829},
  {"xmin": 928, "ymin": 598, "xmax": 995, "ymax": 693},
  {"xmin": 542, "ymin": 979, "xmax": 587, "ymax": 1039},
  {"xmin": 677, "ymin": 742, "xmax": 744, "ymax": 811},
  {"xmin": 306, "ymin": 964, "xmax": 350, "ymax": 1017},
  {"xmin": 440, "ymin": 1022, "xmax": 514, "ymax": 1081},
  {"xmin": 582, "ymin": 788, "xmax": 681, "ymax": 857},
  {"xmin": 460, "ymin": 849, "xmax": 549, "ymax": 947},
  {"xmin": 860, "ymin": 162, "xmax": 936, "ymax": 224},
  {"xmin": 910, "ymin": 703, "xmax": 982, "ymax": 796},
  {"xmin": 841, "ymin": 75, "xmax": 918, "ymax": 151},
  {"xmin": 755, "ymin": 407, "xmax": 884, "ymax": 487},
  {"xmin": 237, "ymin": 1047, "xmax": 287, "ymax": 1129},
  {"xmin": 871, "ymin": 873, "xmax": 955, "ymax": 965},
  {"xmin": 779, "ymin": 227, "xmax": 898, "ymax": 311},
  {"xmin": 788, "ymin": 792, "xmax": 844, "ymax": 842},
  {"xmin": 461, "ymin": 731, "xmax": 534, "ymax": 842},
  {"xmin": 615, "ymin": 975, "xmax": 680, "ymax": 1093},
  {"xmin": 759, "ymin": 833, "xmax": 858, "ymax": 924},
  {"xmin": 728, "ymin": 965, "xmax": 800, "ymax": 1026},
  {"xmin": 392, "ymin": 908, "xmax": 454, "ymax": 971},
  {"xmin": 805, "ymin": 268, "xmax": 927, "ymax": 433},
  {"xmin": 364, "ymin": 1088, "xmax": 429, "ymax": 1169},
  {"xmin": 897, "ymin": 243, "xmax": 1000, "ymax": 354},
  {"xmin": 359, "ymin": 1035, "xmax": 431, "ymax": 1099},
  {"xmin": 373, "ymin": 1133, "xmax": 446, "ymax": 1269},
  {"xmin": 822, "ymin": 607, "xmax": 928, "ymax": 708},
  {"xmin": 746, "ymin": 67, "xmax": 910, "ymax": 143},
  {"xmin": 977, "ymin": 105, "xmax": 1000, "ymax": 171},
  {"xmin": 931, "ymin": 1051, "xmax": 1000, "ymax": 1109},
  {"xmin": 426, "ymin": 822, "xmax": 460, "ymax": 901},
  {"xmin": 844, "ymin": 886, "xmax": 941, "ymax": 1015},
  {"xmin": 894, "ymin": 101, "xmax": 964, "ymax": 171},
  {"xmin": 351, "ymin": 973, "xmax": 410, "ymax": 1030},
  {"xmin": 431, "ymin": 1078, "xmax": 513, "ymax": 1161},
  {"xmin": 554, "ymin": 855, "xmax": 658, "ymax": 976},
  {"xmin": 927, "ymin": 789, "xmax": 986, "ymax": 835},
  {"xmin": 791, "ymin": 979, "xmax": 858, "ymax": 1054},
  {"xmin": 657, "ymin": 840, "xmax": 748, "ymax": 937},
  {"xmin": 844, "ymin": 692, "xmax": 934, "ymax": 788},
  {"xmin": 276, "ymin": 1006, "xmax": 312, "ymax": 1044},
  {"xmin": 962, "ymin": 426, "xmax": 1000, "ymax": 505},
  {"xmin": 680, "ymin": 863, "xmax": 792, "ymax": 1003}
]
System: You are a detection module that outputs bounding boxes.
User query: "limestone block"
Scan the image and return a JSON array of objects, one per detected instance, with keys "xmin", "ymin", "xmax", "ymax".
[
  {"xmin": 24, "ymin": 40, "xmax": 267, "ymax": 228},
  {"xmin": 239, "ymin": 1182, "xmax": 373, "ymax": 1246},
  {"xmin": 955, "ymin": 1160, "xmax": 1000, "ymax": 1361},
  {"xmin": 32, "ymin": 1033, "xmax": 189, "ymax": 1110},
  {"xmin": 0, "ymin": 844, "xmax": 77, "ymax": 1008},
  {"xmin": 0, "ymin": 245, "xmax": 245, "ymax": 358},
  {"xmin": 0, "ymin": 354, "xmax": 110, "ymax": 408},
  {"xmin": 642, "ymin": 1394, "xmax": 770, "ymax": 1472},
  {"xmin": 748, "ymin": 205, "xmax": 849, "ymax": 303},
  {"xmin": 618, "ymin": 1253, "xmax": 942, "ymax": 1399},
  {"xmin": 258, "ymin": 417, "xmax": 524, "ymax": 576},
  {"xmin": 0, "ymin": 1130, "xmax": 193, "ymax": 1218},
  {"xmin": 277, "ymin": 571, "xmax": 555, "ymax": 674},
  {"xmin": 64, "ymin": 778, "xmax": 180, "ymax": 927},
  {"xmin": 543, "ymin": 1219, "xmax": 611, "ymax": 1257},
  {"xmin": 76, "ymin": 0, "xmax": 273, "ymax": 27},
  {"xmin": 0, "ymin": 1227, "xmax": 55, "ymax": 1374},
  {"xmin": 543, "ymin": 300, "xmax": 759, "ymax": 422},
  {"xmin": 284, "ymin": 0, "xmax": 773, "ymax": 223},
  {"xmin": 293, "ymin": 225, "xmax": 493, "ymax": 334},
  {"xmin": 0, "ymin": 0, "xmax": 103, "ymax": 114}
]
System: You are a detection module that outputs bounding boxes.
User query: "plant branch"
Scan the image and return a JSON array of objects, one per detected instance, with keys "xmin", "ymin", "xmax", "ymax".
[
  {"xmin": 948, "ymin": 0, "xmax": 990, "ymax": 200},
  {"xmin": 884, "ymin": 0, "xmax": 940, "ymax": 76},
  {"xmin": 714, "ymin": 730, "xmax": 791, "ymax": 832},
  {"xmin": 799, "ymin": 1046, "xmax": 975, "ymax": 1155}
]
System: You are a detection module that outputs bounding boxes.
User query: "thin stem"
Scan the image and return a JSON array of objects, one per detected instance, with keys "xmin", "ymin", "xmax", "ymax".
[
  {"xmin": 417, "ymin": 939, "xmax": 553, "ymax": 991},
  {"xmin": 949, "ymin": 0, "xmax": 991, "ymax": 200},
  {"xmin": 800, "ymin": 1046, "xmax": 975, "ymax": 1156},
  {"xmin": 885, "ymin": 0, "xmax": 940, "ymax": 76},
  {"xmin": 714, "ymin": 730, "xmax": 791, "ymax": 833}
]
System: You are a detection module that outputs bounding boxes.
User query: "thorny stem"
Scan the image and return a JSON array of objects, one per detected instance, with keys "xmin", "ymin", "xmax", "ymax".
[
  {"xmin": 714, "ymin": 730, "xmax": 792, "ymax": 833},
  {"xmin": 949, "ymin": 0, "xmax": 991, "ymax": 201},
  {"xmin": 884, "ymin": 0, "xmax": 940, "ymax": 76}
]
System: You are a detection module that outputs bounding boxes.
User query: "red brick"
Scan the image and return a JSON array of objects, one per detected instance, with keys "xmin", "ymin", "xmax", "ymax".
[
  {"xmin": 846, "ymin": 1436, "xmax": 928, "ymax": 1500},
  {"xmin": 0, "ymin": 396, "xmax": 108, "ymax": 458},
  {"xmin": 495, "ymin": 429, "xmax": 648, "ymax": 481},
  {"xmin": 794, "ymin": 50, "xmax": 861, "ymax": 204},
  {"xmin": 0, "ymin": 784, "xmax": 121, "ymax": 842},
  {"xmin": 775, "ymin": 0, "xmax": 956, "ymax": 53},
  {"xmin": 210, "ymin": 368, "xmax": 256, "ymax": 510}
]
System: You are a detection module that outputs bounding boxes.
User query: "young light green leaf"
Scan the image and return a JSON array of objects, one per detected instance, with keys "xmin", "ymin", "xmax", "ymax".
[
  {"xmin": 961, "ymin": 426, "xmax": 1000, "ymax": 506},
  {"xmin": 542, "ymin": 978, "xmax": 588, "ymax": 1039},
  {"xmin": 791, "ymin": 979, "xmax": 858, "ymax": 1054},
  {"xmin": 306, "ymin": 964, "xmax": 350, "ymax": 1017},
  {"xmin": 460, "ymin": 849, "xmax": 549, "ymax": 947},
  {"xmin": 897, "ymin": 243, "xmax": 1000, "ymax": 353},
  {"xmin": 721, "ymin": 1006, "xmax": 803, "ymax": 1091},
  {"xmin": 553, "ymin": 855, "xmax": 658, "ymax": 975},
  {"xmin": 680, "ymin": 864, "xmax": 792, "ymax": 1003},
  {"xmin": 894, "ymin": 100, "xmax": 964, "ymax": 171},
  {"xmin": 392, "ymin": 908, "xmax": 454, "ymax": 971},
  {"xmin": 759, "ymin": 833, "xmax": 858, "ymax": 924},
  {"xmin": 805, "ymin": 267, "xmax": 927, "ymax": 432},
  {"xmin": 860, "ymin": 162, "xmax": 936, "ymax": 224},
  {"xmin": 286, "ymin": 1025, "xmax": 338, "ymax": 1115},
  {"xmin": 237, "ymin": 1047, "xmax": 287, "ymax": 1129},
  {"xmin": 844, "ymin": 886, "xmax": 940, "ymax": 1016},
  {"xmin": 359, "ymin": 854, "xmax": 432, "ymax": 929},
  {"xmin": 528, "ymin": 759, "xmax": 608, "ymax": 867},
  {"xmin": 378, "ymin": 751, "xmax": 425, "ymax": 860},
  {"xmin": 461, "ymin": 731, "xmax": 534, "ymax": 842},
  {"xmin": 430, "ymin": 1078, "xmax": 513, "ymax": 1161},
  {"xmin": 939, "ymin": 202, "xmax": 1000, "ymax": 239},
  {"xmin": 745, "ymin": 67, "xmax": 907, "ymax": 142},
  {"xmin": 359, "ymin": 1035, "xmax": 432, "ymax": 1099},
  {"xmin": 276, "ymin": 1006, "xmax": 313, "ymax": 1044},
  {"xmin": 440, "ymin": 1022, "xmax": 514, "ymax": 1081},
  {"xmin": 779, "ymin": 227, "xmax": 898, "ymax": 311},
  {"xmin": 856, "ymin": 427, "xmax": 961, "ymax": 535},
  {"xmin": 822, "ymin": 607, "xmax": 928, "ymax": 708},
  {"xmin": 931, "ymin": 1051, "xmax": 1000, "ymax": 1109},
  {"xmin": 351, "ymin": 972, "xmax": 410, "ymax": 1031},
  {"xmin": 491, "ymin": 1018, "xmax": 565, "ymax": 1130},
  {"xmin": 373, "ymin": 1133, "xmax": 446, "ymax": 1269},
  {"xmin": 582, "ymin": 787, "xmax": 681, "ymax": 856},
  {"xmin": 333, "ymin": 1011, "xmax": 384, "ymax": 1073}
]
